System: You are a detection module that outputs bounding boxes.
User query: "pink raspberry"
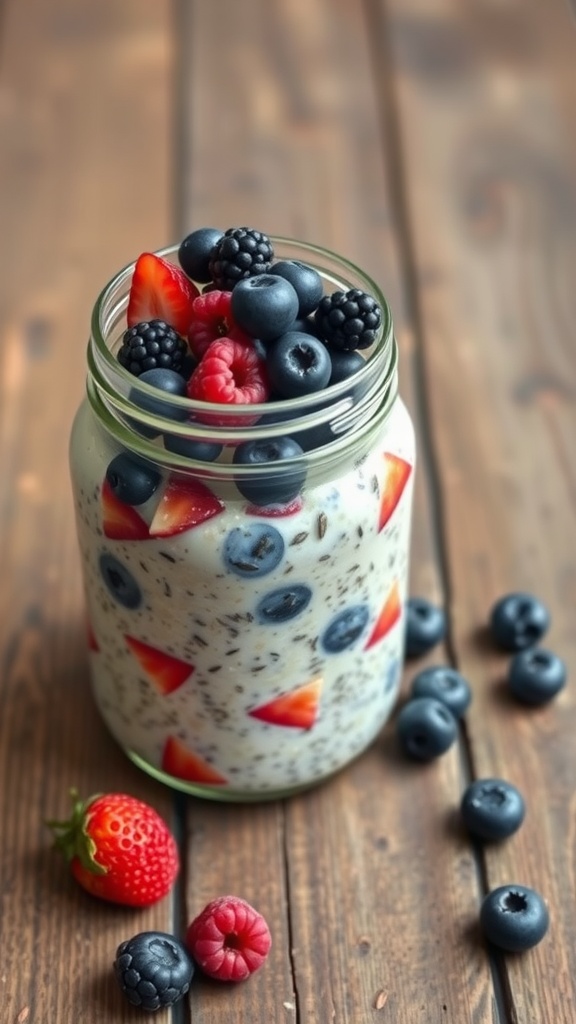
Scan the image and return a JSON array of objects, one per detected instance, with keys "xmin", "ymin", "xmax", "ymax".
[
  {"xmin": 185, "ymin": 895, "xmax": 272, "ymax": 982},
  {"xmin": 187, "ymin": 337, "xmax": 269, "ymax": 406},
  {"xmin": 188, "ymin": 290, "xmax": 251, "ymax": 359}
]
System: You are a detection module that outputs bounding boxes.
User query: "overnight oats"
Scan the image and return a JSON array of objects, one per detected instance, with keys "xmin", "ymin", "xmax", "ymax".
[{"xmin": 69, "ymin": 229, "xmax": 415, "ymax": 799}]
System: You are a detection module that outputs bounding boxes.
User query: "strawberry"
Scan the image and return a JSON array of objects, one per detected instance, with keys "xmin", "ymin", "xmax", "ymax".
[
  {"xmin": 248, "ymin": 676, "xmax": 322, "ymax": 730},
  {"xmin": 379, "ymin": 453, "xmax": 412, "ymax": 532},
  {"xmin": 365, "ymin": 581, "xmax": 402, "ymax": 649},
  {"xmin": 161, "ymin": 736, "xmax": 228, "ymax": 785},
  {"xmin": 185, "ymin": 895, "xmax": 272, "ymax": 982},
  {"xmin": 149, "ymin": 475, "xmax": 225, "ymax": 538},
  {"xmin": 127, "ymin": 253, "xmax": 200, "ymax": 336},
  {"xmin": 101, "ymin": 479, "xmax": 150, "ymax": 541},
  {"xmin": 125, "ymin": 636, "xmax": 195, "ymax": 695},
  {"xmin": 47, "ymin": 790, "xmax": 179, "ymax": 907}
]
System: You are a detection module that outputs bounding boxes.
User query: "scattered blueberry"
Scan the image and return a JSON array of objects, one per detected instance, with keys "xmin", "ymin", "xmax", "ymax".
[
  {"xmin": 411, "ymin": 665, "xmax": 471, "ymax": 718},
  {"xmin": 232, "ymin": 436, "xmax": 306, "ymax": 505},
  {"xmin": 178, "ymin": 227, "xmax": 223, "ymax": 282},
  {"xmin": 256, "ymin": 584, "xmax": 312, "ymax": 623},
  {"xmin": 129, "ymin": 368, "xmax": 189, "ymax": 431},
  {"xmin": 321, "ymin": 605, "xmax": 370, "ymax": 653},
  {"xmin": 480, "ymin": 885, "xmax": 549, "ymax": 952},
  {"xmin": 460, "ymin": 778, "xmax": 525, "ymax": 841},
  {"xmin": 270, "ymin": 260, "xmax": 324, "ymax": 317},
  {"xmin": 105, "ymin": 452, "xmax": 160, "ymax": 506},
  {"xmin": 99, "ymin": 553, "xmax": 142, "ymax": 609},
  {"xmin": 231, "ymin": 274, "xmax": 299, "ymax": 341},
  {"xmin": 507, "ymin": 647, "xmax": 566, "ymax": 705},
  {"xmin": 266, "ymin": 331, "xmax": 332, "ymax": 398},
  {"xmin": 396, "ymin": 697, "xmax": 457, "ymax": 760},
  {"xmin": 114, "ymin": 931, "xmax": 194, "ymax": 1011},
  {"xmin": 164, "ymin": 433, "xmax": 223, "ymax": 461},
  {"xmin": 405, "ymin": 597, "xmax": 446, "ymax": 659},
  {"xmin": 489, "ymin": 592, "xmax": 549, "ymax": 652},
  {"xmin": 328, "ymin": 348, "xmax": 365, "ymax": 386},
  {"xmin": 223, "ymin": 524, "xmax": 285, "ymax": 578}
]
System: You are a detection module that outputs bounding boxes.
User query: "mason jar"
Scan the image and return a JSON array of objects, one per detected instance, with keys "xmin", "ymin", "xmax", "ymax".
[{"xmin": 69, "ymin": 239, "xmax": 415, "ymax": 800}]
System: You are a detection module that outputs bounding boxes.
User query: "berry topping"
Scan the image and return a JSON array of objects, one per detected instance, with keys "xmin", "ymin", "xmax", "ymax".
[
  {"xmin": 178, "ymin": 227, "xmax": 224, "ymax": 282},
  {"xmin": 314, "ymin": 288, "xmax": 382, "ymax": 351},
  {"xmin": 164, "ymin": 433, "xmax": 223, "ymax": 462},
  {"xmin": 411, "ymin": 665, "xmax": 472, "ymax": 718},
  {"xmin": 460, "ymin": 778, "xmax": 526, "ymax": 841},
  {"xmin": 266, "ymin": 331, "xmax": 332, "ymax": 397},
  {"xmin": 328, "ymin": 348, "xmax": 365, "ymax": 386},
  {"xmin": 99, "ymin": 552, "xmax": 143, "ymax": 609},
  {"xmin": 118, "ymin": 319, "xmax": 189, "ymax": 377},
  {"xmin": 480, "ymin": 885, "xmax": 549, "ymax": 952},
  {"xmin": 270, "ymin": 259, "xmax": 324, "ymax": 317},
  {"xmin": 149, "ymin": 476, "xmax": 225, "ymax": 538},
  {"xmin": 105, "ymin": 452, "xmax": 160, "ymax": 506},
  {"xmin": 114, "ymin": 931, "xmax": 194, "ymax": 1011},
  {"xmin": 223, "ymin": 523, "xmax": 285, "ymax": 577},
  {"xmin": 187, "ymin": 289, "xmax": 251, "ymax": 360},
  {"xmin": 321, "ymin": 604, "xmax": 370, "ymax": 653},
  {"xmin": 125, "ymin": 636, "xmax": 195, "ymax": 695},
  {"xmin": 507, "ymin": 647, "xmax": 567, "ymax": 704},
  {"xmin": 185, "ymin": 895, "xmax": 272, "ymax": 982},
  {"xmin": 209, "ymin": 226, "xmax": 274, "ymax": 290},
  {"xmin": 129, "ymin": 368, "xmax": 189, "ymax": 434},
  {"xmin": 127, "ymin": 253, "xmax": 199, "ymax": 335},
  {"xmin": 405, "ymin": 597, "xmax": 446, "ymax": 659},
  {"xmin": 101, "ymin": 479, "xmax": 150, "ymax": 540},
  {"xmin": 396, "ymin": 696, "xmax": 458, "ymax": 760},
  {"xmin": 255, "ymin": 584, "xmax": 312, "ymax": 623},
  {"xmin": 187, "ymin": 337, "xmax": 270, "ymax": 406},
  {"xmin": 232, "ymin": 436, "xmax": 306, "ymax": 505},
  {"xmin": 161, "ymin": 736, "xmax": 228, "ymax": 786},
  {"xmin": 231, "ymin": 274, "xmax": 299, "ymax": 341},
  {"xmin": 490, "ymin": 593, "xmax": 550, "ymax": 652}
]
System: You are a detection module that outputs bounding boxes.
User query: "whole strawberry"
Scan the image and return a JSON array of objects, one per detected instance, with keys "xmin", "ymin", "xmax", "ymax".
[{"xmin": 47, "ymin": 790, "xmax": 179, "ymax": 907}]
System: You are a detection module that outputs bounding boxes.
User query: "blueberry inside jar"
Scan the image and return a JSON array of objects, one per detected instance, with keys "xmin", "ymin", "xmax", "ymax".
[{"xmin": 70, "ymin": 234, "xmax": 415, "ymax": 799}]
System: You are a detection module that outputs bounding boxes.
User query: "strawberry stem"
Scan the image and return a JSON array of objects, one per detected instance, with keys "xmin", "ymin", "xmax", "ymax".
[{"xmin": 45, "ymin": 788, "xmax": 107, "ymax": 876}]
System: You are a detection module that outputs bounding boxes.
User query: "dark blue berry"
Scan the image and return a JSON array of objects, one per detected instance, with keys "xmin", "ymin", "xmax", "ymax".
[
  {"xmin": 396, "ymin": 697, "xmax": 457, "ymax": 760},
  {"xmin": 99, "ymin": 553, "xmax": 142, "ymax": 609},
  {"xmin": 105, "ymin": 453, "xmax": 160, "ymax": 506},
  {"xmin": 223, "ymin": 524, "xmax": 285, "ymax": 578},
  {"xmin": 321, "ymin": 605, "xmax": 370, "ymax": 653},
  {"xmin": 507, "ymin": 647, "xmax": 566, "ymax": 705},
  {"xmin": 480, "ymin": 885, "xmax": 549, "ymax": 952},
  {"xmin": 405, "ymin": 597, "xmax": 446, "ymax": 659},
  {"xmin": 314, "ymin": 288, "xmax": 382, "ymax": 351},
  {"xmin": 285, "ymin": 316, "xmax": 322, "ymax": 339},
  {"xmin": 489, "ymin": 592, "xmax": 549, "ymax": 652},
  {"xmin": 114, "ymin": 931, "xmax": 194, "ymax": 1011},
  {"xmin": 232, "ymin": 436, "xmax": 306, "ymax": 505},
  {"xmin": 231, "ymin": 274, "xmax": 299, "ymax": 341},
  {"xmin": 328, "ymin": 348, "xmax": 365, "ymax": 386},
  {"xmin": 411, "ymin": 665, "xmax": 471, "ymax": 718},
  {"xmin": 178, "ymin": 227, "xmax": 223, "ymax": 282},
  {"xmin": 270, "ymin": 260, "xmax": 324, "ymax": 317},
  {"xmin": 257, "ymin": 404, "xmax": 333, "ymax": 452},
  {"xmin": 209, "ymin": 227, "xmax": 274, "ymax": 290},
  {"xmin": 460, "ymin": 778, "xmax": 525, "ymax": 841},
  {"xmin": 266, "ymin": 331, "xmax": 332, "ymax": 398},
  {"xmin": 118, "ymin": 320, "xmax": 187, "ymax": 377},
  {"xmin": 256, "ymin": 584, "xmax": 312, "ymax": 623},
  {"xmin": 130, "ymin": 369, "xmax": 189, "ymax": 427},
  {"xmin": 164, "ymin": 433, "xmax": 223, "ymax": 462}
]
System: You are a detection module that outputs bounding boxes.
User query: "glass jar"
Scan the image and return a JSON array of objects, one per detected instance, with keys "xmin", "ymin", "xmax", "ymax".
[{"xmin": 70, "ymin": 239, "xmax": 415, "ymax": 800}]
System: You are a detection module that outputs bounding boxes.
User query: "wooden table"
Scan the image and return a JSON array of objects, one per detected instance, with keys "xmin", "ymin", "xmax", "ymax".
[{"xmin": 1, "ymin": 1, "xmax": 575, "ymax": 1021}]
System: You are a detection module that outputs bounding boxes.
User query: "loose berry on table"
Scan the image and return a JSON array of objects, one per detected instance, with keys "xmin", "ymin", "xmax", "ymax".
[
  {"xmin": 410, "ymin": 665, "xmax": 471, "ymax": 718},
  {"xmin": 178, "ymin": 227, "xmax": 224, "ymax": 282},
  {"xmin": 114, "ymin": 931, "xmax": 194, "ymax": 1011},
  {"xmin": 185, "ymin": 895, "xmax": 272, "ymax": 982},
  {"xmin": 489, "ymin": 592, "xmax": 550, "ymax": 652},
  {"xmin": 266, "ymin": 331, "xmax": 332, "ymax": 398},
  {"xmin": 118, "ymin": 320, "xmax": 188, "ymax": 377},
  {"xmin": 405, "ymin": 597, "xmax": 446, "ymax": 659},
  {"xmin": 209, "ymin": 226, "xmax": 274, "ymax": 290},
  {"xmin": 507, "ymin": 647, "xmax": 567, "ymax": 704},
  {"xmin": 396, "ymin": 696, "xmax": 458, "ymax": 760},
  {"xmin": 460, "ymin": 778, "xmax": 526, "ymax": 841},
  {"xmin": 269, "ymin": 259, "xmax": 324, "ymax": 317},
  {"xmin": 314, "ymin": 288, "xmax": 382, "ymax": 351},
  {"xmin": 480, "ymin": 885, "xmax": 549, "ymax": 952}
]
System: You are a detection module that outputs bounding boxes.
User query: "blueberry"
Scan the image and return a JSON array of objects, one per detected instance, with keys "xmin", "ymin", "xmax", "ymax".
[
  {"xmin": 231, "ymin": 274, "xmax": 299, "ymax": 341},
  {"xmin": 178, "ymin": 227, "xmax": 224, "ymax": 282},
  {"xmin": 405, "ymin": 597, "xmax": 446, "ymax": 659},
  {"xmin": 480, "ymin": 885, "xmax": 549, "ymax": 952},
  {"xmin": 256, "ymin": 584, "xmax": 312, "ymax": 623},
  {"xmin": 396, "ymin": 697, "xmax": 457, "ymax": 760},
  {"xmin": 507, "ymin": 647, "xmax": 566, "ymax": 705},
  {"xmin": 269, "ymin": 260, "xmax": 324, "ymax": 317},
  {"xmin": 164, "ymin": 433, "xmax": 223, "ymax": 462},
  {"xmin": 321, "ymin": 605, "xmax": 370, "ymax": 653},
  {"xmin": 105, "ymin": 452, "xmax": 160, "ymax": 506},
  {"xmin": 411, "ymin": 665, "xmax": 471, "ymax": 718},
  {"xmin": 99, "ymin": 553, "xmax": 142, "ymax": 609},
  {"xmin": 114, "ymin": 931, "xmax": 194, "ymax": 1011},
  {"xmin": 223, "ymin": 524, "xmax": 285, "ymax": 578},
  {"xmin": 266, "ymin": 331, "xmax": 332, "ymax": 398},
  {"xmin": 129, "ymin": 369, "xmax": 189, "ymax": 431},
  {"xmin": 232, "ymin": 436, "xmax": 306, "ymax": 505},
  {"xmin": 257, "ymin": 404, "xmax": 333, "ymax": 452},
  {"xmin": 286, "ymin": 316, "xmax": 322, "ymax": 339},
  {"xmin": 489, "ymin": 592, "xmax": 549, "ymax": 652},
  {"xmin": 328, "ymin": 348, "xmax": 365, "ymax": 386},
  {"xmin": 460, "ymin": 778, "xmax": 525, "ymax": 841}
]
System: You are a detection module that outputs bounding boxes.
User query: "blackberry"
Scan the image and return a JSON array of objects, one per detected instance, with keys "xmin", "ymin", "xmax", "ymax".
[
  {"xmin": 118, "ymin": 319, "xmax": 188, "ymax": 377},
  {"xmin": 314, "ymin": 288, "xmax": 382, "ymax": 351},
  {"xmin": 209, "ymin": 227, "xmax": 274, "ymax": 290},
  {"xmin": 114, "ymin": 931, "xmax": 194, "ymax": 1012}
]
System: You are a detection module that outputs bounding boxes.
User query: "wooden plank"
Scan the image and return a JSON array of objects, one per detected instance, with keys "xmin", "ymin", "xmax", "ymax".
[
  {"xmin": 0, "ymin": 1, "xmax": 174, "ymax": 1021},
  {"xmin": 380, "ymin": 0, "xmax": 576, "ymax": 1019},
  {"xmin": 178, "ymin": 1, "xmax": 494, "ymax": 1020}
]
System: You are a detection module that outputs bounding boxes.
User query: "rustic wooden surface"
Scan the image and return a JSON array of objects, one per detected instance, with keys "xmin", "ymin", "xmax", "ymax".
[{"xmin": 0, "ymin": 0, "xmax": 574, "ymax": 1021}]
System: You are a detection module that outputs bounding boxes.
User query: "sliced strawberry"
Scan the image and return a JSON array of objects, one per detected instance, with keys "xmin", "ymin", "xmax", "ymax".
[
  {"xmin": 127, "ymin": 253, "xmax": 200, "ymax": 336},
  {"xmin": 248, "ymin": 676, "xmax": 322, "ymax": 730},
  {"xmin": 101, "ymin": 479, "xmax": 150, "ymax": 540},
  {"xmin": 87, "ymin": 619, "xmax": 99, "ymax": 652},
  {"xmin": 245, "ymin": 497, "xmax": 303, "ymax": 518},
  {"xmin": 125, "ymin": 635, "xmax": 194, "ymax": 695},
  {"xmin": 379, "ymin": 453, "xmax": 412, "ymax": 532},
  {"xmin": 365, "ymin": 581, "xmax": 402, "ymax": 649},
  {"xmin": 161, "ymin": 736, "xmax": 228, "ymax": 785},
  {"xmin": 149, "ymin": 476, "xmax": 224, "ymax": 538}
]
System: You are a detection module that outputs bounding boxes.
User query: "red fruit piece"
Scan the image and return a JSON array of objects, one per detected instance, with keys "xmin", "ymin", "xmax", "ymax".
[
  {"xmin": 186, "ymin": 895, "xmax": 272, "ymax": 982},
  {"xmin": 161, "ymin": 736, "xmax": 228, "ymax": 786},
  {"xmin": 149, "ymin": 475, "xmax": 224, "ymax": 538},
  {"xmin": 101, "ymin": 479, "xmax": 149, "ymax": 540},
  {"xmin": 187, "ymin": 337, "xmax": 269, "ymax": 406},
  {"xmin": 365, "ymin": 581, "xmax": 402, "ymax": 650},
  {"xmin": 127, "ymin": 252, "xmax": 200, "ymax": 336},
  {"xmin": 188, "ymin": 290, "xmax": 251, "ymax": 359},
  {"xmin": 379, "ymin": 453, "xmax": 412, "ymax": 532},
  {"xmin": 245, "ymin": 496, "xmax": 303, "ymax": 518},
  {"xmin": 125, "ymin": 636, "xmax": 194, "ymax": 695},
  {"xmin": 47, "ymin": 791, "xmax": 179, "ymax": 907},
  {"xmin": 87, "ymin": 619, "xmax": 99, "ymax": 652},
  {"xmin": 248, "ymin": 676, "xmax": 322, "ymax": 730}
]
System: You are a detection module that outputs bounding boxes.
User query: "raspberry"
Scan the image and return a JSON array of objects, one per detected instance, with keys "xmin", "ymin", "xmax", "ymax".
[
  {"xmin": 314, "ymin": 288, "xmax": 382, "ymax": 351},
  {"xmin": 187, "ymin": 337, "xmax": 269, "ymax": 406},
  {"xmin": 209, "ymin": 227, "xmax": 274, "ymax": 290},
  {"xmin": 118, "ymin": 319, "xmax": 188, "ymax": 376},
  {"xmin": 187, "ymin": 290, "xmax": 251, "ymax": 359},
  {"xmin": 185, "ymin": 895, "xmax": 272, "ymax": 982}
]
